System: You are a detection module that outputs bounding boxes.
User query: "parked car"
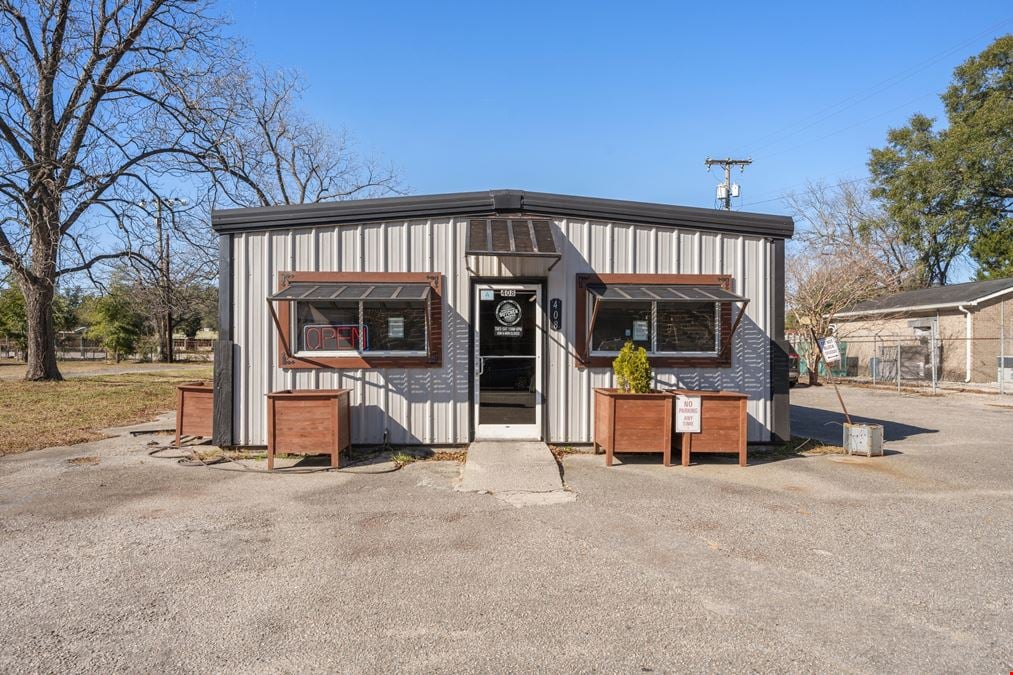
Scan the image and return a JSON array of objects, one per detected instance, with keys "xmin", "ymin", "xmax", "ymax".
[{"xmin": 787, "ymin": 344, "xmax": 800, "ymax": 387}]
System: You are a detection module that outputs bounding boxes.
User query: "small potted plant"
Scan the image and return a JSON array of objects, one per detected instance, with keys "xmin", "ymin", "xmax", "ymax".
[{"xmin": 593, "ymin": 342, "xmax": 673, "ymax": 466}]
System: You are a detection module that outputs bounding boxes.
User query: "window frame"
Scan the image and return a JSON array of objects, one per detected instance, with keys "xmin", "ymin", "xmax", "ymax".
[
  {"xmin": 273, "ymin": 272, "xmax": 443, "ymax": 369},
  {"xmin": 575, "ymin": 273, "xmax": 735, "ymax": 368},
  {"xmin": 293, "ymin": 298, "xmax": 429, "ymax": 358},
  {"xmin": 590, "ymin": 300, "xmax": 722, "ymax": 358}
]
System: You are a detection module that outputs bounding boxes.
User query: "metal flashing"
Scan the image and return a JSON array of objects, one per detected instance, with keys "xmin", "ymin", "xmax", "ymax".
[
  {"xmin": 211, "ymin": 189, "xmax": 795, "ymax": 239},
  {"xmin": 587, "ymin": 284, "xmax": 745, "ymax": 302},
  {"xmin": 268, "ymin": 282, "xmax": 432, "ymax": 302}
]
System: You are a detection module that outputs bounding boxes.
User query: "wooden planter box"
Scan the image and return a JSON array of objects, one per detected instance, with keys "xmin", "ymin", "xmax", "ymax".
[
  {"xmin": 267, "ymin": 389, "xmax": 351, "ymax": 470},
  {"xmin": 669, "ymin": 389, "xmax": 748, "ymax": 466},
  {"xmin": 175, "ymin": 382, "xmax": 213, "ymax": 447},
  {"xmin": 593, "ymin": 388, "xmax": 673, "ymax": 466}
]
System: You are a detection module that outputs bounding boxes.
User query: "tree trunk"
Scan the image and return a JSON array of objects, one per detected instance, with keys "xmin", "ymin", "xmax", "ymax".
[
  {"xmin": 20, "ymin": 279, "xmax": 63, "ymax": 381},
  {"xmin": 806, "ymin": 354, "xmax": 822, "ymax": 386}
]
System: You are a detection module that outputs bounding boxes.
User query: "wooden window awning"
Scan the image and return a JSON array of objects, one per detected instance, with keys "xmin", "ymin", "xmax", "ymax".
[
  {"xmin": 582, "ymin": 280, "xmax": 750, "ymax": 366},
  {"xmin": 265, "ymin": 274, "xmax": 443, "ymax": 369},
  {"xmin": 587, "ymin": 284, "xmax": 746, "ymax": 303},
  {"xmin": 466, "ymin": 218, "xmax": 560, "ymax": 258},
  {"xmin": 268, "ymin": 282, "xmax": 432, "ymax": 302}
]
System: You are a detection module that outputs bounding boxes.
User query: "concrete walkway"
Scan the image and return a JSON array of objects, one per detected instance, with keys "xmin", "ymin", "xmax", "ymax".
[{"xmin": 457, "ymin": 441, "xmax": 574, "ymax": 506}]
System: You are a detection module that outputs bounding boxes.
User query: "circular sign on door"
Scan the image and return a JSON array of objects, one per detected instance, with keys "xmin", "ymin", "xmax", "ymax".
[
  {"xmin": 494, "ymin": 299, "xmax": 523, "ymax": 337},
  {"xmin": 495, "ymin": 300, "xmax": 521, "ymax": 326}
]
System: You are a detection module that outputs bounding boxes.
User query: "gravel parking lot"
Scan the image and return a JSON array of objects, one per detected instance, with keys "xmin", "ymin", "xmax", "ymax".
[{"xmin": 1, "ymin": 385, "xmax": 1011, "ymax": 673}]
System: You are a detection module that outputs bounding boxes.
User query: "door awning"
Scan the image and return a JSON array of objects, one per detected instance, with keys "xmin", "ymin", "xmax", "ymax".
[
  {"xmin": 587, "ymin": 284, "xmax": 746, "ymax": 303},
  {"xmin": 466, "ymin": 218, "xmax": 560, "ymax": 258},
  {"xmin": 268, "ymin": 282, "xmax": 432, "ymax": 302}
]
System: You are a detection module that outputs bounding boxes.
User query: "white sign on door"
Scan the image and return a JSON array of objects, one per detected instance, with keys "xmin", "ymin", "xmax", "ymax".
[
  {"xmin": 675, "ymin": 395, "xmax": 701, "ymax": 433},
  {"xmin": 819, "ymin": 336, "xmax": 841, "ymax": 364}
]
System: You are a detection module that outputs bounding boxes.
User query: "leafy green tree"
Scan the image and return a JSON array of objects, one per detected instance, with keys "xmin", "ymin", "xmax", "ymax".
[
  {"xmin": 940, "ymin": 35, "xmax": 1013, "ymax": 279},
  {"xmin": 868, "ymin": 114, "xmax": 974, "ymax": 285},
  {"xmin": 85, "ymin": 285, "xmax": 146, "ymax": 363},
  {"xmin": 171, "ymin": 284, "xmax": 218, "ymax": 338},
  {"xmin": 869, "ymin": 36, "xmax": 1013, "ymax": 282},
  {"xmin": 0, "ymin": 285, "xmax": 75, "ymax": 358},
  {"xmin": 0, "ymin": 284, "xmax": 28, "ymax": 357}
]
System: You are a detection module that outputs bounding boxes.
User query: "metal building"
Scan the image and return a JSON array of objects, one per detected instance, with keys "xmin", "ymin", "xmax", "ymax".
[{"xmin": 210, "ymin": 190, "xmax": 794, "ymax": 447}]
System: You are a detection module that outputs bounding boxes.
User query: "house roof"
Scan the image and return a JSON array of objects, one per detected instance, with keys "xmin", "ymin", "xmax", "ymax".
[
  {"xmin": 838, "ymin": 277, "xmax": 1013, "ymax": 316},
  {"xmin": 210, "ymin": 189, "xmax": 795, "ymax": 238}
]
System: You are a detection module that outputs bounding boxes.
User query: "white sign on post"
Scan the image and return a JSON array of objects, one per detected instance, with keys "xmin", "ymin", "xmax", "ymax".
[
  {"xmin": 819, "ymin": 336, "xmax": 841, "ymax": 364},
  {"xmin": 675, "ymin": 395, "xmax": 701, "ymax": 433}
]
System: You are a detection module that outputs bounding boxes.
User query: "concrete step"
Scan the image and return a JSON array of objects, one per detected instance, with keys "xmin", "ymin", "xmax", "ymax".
[{"xmin": 457, "ymin": 441, "xmax": 574, "ymax": 506}]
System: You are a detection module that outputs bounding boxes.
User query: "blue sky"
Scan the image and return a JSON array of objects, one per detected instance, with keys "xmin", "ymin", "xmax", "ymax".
[{"xmin": 222, "ymin": 1, "xmax": 1010, "ymax": 215}]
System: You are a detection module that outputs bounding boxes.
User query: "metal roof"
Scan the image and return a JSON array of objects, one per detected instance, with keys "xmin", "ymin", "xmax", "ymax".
[
  {"xmin": 588, "ymin": 284, "xmax": 746, "ymax": 302},
  {"xmin": 839, "ymin": 277, "xmax": 1013, "ymax": 316},
  {"xmin": 268, "ymin": 282, "xmax": 431, "ymax": 302},
  {"xmin": 466, "ymin": 218, "xmax": 560, "ymax": 257},
  {"xmin": 211, "ymin": 189, "xmax": 794, "ymax": 238}
]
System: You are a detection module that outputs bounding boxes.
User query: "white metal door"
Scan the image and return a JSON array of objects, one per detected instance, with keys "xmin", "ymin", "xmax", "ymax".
[{"xmin": 474, "ymin": 283, "xmax": 543, "ymax": 440}]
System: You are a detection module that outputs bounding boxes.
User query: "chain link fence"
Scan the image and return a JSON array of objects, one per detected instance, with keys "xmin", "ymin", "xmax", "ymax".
[
  {"xmin": 789, "ymin": 331, "xmax": 1013, "ymax": 395},
  {"xmin": 1, "ymin": 335, "xmax": 214, "ymax": 363}
]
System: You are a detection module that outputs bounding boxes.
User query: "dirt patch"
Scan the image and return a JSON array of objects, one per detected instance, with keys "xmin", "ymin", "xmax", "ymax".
[{"xmin": 66, "ymin": 456, "xmax": 100, "ymax": 466}]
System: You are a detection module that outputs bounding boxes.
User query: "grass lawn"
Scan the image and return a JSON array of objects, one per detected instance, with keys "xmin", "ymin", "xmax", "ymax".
[{"xmin": 0, "ymin": 365, "xmax": 212, "ymax": 455}]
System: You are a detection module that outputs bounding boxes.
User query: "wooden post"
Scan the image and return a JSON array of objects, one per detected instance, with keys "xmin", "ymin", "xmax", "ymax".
[
  {"xmin": 174, "ymin": 386, "xmax": 184, "ymax": 448},
  {"xmin": 738, "ymin": 396, "xmax": 747, "ymax": 467},
  {"xmin": 809, "ymin": 325, "xmax": 852, "ymax": 425}
]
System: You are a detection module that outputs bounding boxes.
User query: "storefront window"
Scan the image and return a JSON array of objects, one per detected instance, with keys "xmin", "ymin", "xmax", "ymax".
[
  {"xmin": 657, "ymin": 302, "xmax": 718, "ymax": 353},
  {"xmin": 591, "ymin": 300, "xmax": 719, "ymax": 355},
  {"xmin": 363, "ymin": 301, "xmax": 427, "ymax": 352},
  {"xmin": 295, "ymin": 299, "xmax": 427, "ymax": 354},
  {"xmin": 590, "ymin": 301, "xmax": 652, "ymax": 353}
]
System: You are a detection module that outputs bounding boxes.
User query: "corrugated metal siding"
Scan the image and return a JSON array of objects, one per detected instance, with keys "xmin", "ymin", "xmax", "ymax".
[{"xmin": 232, "ymin": 216, "xmax": 778, "ymax": 445}]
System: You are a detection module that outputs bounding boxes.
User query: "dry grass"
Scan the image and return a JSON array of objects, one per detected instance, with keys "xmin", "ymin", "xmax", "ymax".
[
  {"xmin": 767, "ymin": 436, "xmax": 847, "ymax": 458},
  {"xmin": 388, "ymin": 448, "xmax": 467, "ymax": 465},
  {"xmin": 0, "ymin": 358, "xmax": 210, "ymax": 381},
  {"xmin": 0, "ymin": 366, "xmax": 211, "ymax": 456},
  {"xmin": 548, "ymin": 445, "xmax": 590, "ymax": 462},
  {"xmin": 428, "ymin": 449, "xmax": 467, "ymax": 463}
]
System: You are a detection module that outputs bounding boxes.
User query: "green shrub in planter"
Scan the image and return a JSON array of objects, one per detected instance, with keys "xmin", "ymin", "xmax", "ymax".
[{"xmin": 613, "ymin": 341, "xmax": 652, "ymax": 393}]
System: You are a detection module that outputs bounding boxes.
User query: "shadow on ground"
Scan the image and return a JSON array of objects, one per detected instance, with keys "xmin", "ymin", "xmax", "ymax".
[{"xmin": 791, "ymin": 404, "xmax": 937, "ymax": 443}]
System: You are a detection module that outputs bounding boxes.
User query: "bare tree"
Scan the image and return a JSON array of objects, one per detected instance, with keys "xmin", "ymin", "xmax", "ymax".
[
  {"xmin": 786, "ymin": 251, "xmax": 883, "ymax": 385},
  {"xmin": 0, "ymin": 0, "xmax": 233, "ymax": 380},
  {"xmin": 191, "ymin": 67, "xmax": 403, "ymax": 209},
  {"xmin": 125, "ymin": 199, "xmax": 216, "ymax": 361},
  {"xmin": 785, "ymin": 179, "xmax": 923, "ymax": 293}
]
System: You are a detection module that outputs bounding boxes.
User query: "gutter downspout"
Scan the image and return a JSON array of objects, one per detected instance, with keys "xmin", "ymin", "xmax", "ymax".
[{"xmin": 958, "ymin": 305, "xmax": 973, "ymax": 382}]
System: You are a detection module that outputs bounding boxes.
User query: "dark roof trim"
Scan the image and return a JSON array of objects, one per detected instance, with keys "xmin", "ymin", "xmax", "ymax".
[
  {"xmin": 211, "ymin": 189, "xmax": 795, "ymax": 238},
  {"xmin": 838, "ymin": 277, "xmax": 1013, "ymax": 316}
]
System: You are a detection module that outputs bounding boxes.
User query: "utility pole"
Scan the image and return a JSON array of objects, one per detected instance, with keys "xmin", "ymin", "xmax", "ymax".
[
  {"xmin": 705, "ymin": 157, "xmax": 752, "ymax": 210},
  {"xmin": 138, "ymin": 197, "xmax": 187, "ymax": 363}
]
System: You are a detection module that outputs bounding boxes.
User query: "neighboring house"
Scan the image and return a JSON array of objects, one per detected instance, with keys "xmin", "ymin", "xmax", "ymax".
[
  {"xmin": 834, "ymin": 278, "xmax": 1013, "ymax": 384},
  {"xmin": 210, "ymin": 189, "xmax": 794, "ymax": 448}
]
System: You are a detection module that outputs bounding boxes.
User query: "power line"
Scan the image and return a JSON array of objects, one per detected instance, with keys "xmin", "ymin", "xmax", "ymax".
[
  {"xmin": 739, "ymin": 165, "xmax": 869, "ymax": 204},
  {"xmin": 739, "ymin": 176, "xmax": 870, "ymax": 210},
  {"xmin": 754, "ymin": 91, "xmax": 936, "ymax": 162},
  {"xmin": 743, "ymin": 16, "xmax": 1013, "ymax": 157}
]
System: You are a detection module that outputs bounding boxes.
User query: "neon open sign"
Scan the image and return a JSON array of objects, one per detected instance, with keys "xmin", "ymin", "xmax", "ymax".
[{"xmin": 302, "ymin": 324, "xmax": 368, "ymax": 351}]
